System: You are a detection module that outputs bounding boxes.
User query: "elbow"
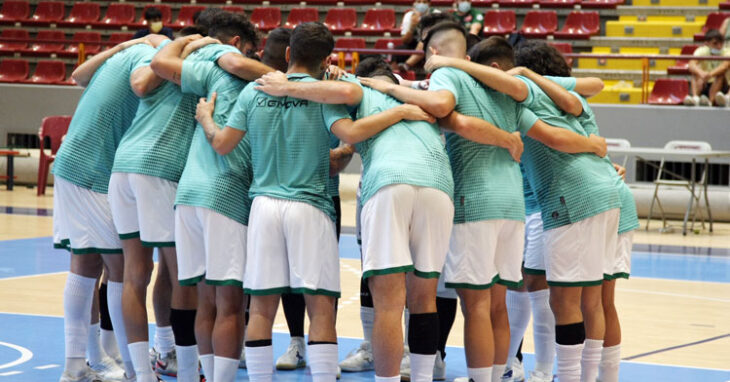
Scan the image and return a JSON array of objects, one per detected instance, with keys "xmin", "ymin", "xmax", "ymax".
[
  {"xmin": 130, "ymin": 80, "xmax": 146, "ymax": 97},
  {"xmin": 512, "ymin": 81, "xmax": 529, "ymax": 102},
  {"xmin": 70, "ymin": 70, "xmax": 88, "ymax": 88},
  {"xmin": 343, "ymin": 85, "xmax": 363, "ymax": 106},
  {"xmin": 430, "ymin": 99, "xmax": 454, "ymax": 119},
  {"xmin": 213, "ymin": 143, "xmax": 233, "ymax": 156},
  {"xmin": 149, "ymin": 57, "xmax": 163, "ymax": 76},
  {"xmin": 339, "ymin": 132, "xmax": 361, "ymax": 145}
]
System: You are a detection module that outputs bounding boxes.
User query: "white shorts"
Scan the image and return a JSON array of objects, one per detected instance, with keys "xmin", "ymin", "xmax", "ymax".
[
  {"xmin": 108, "ymin": 173, "xmax": 177, "ymax": 247},
  {"xmin": 53, "ymin": 177, "xmax": 122, "ymax": 254},
  {"xmin": 360, "ymin": 184, "xmax": 454, "ymax": 279},
  {"xmin": 543, "ymin": 209, "xmax": 620, "ymax": 286},
  {"xmin": 523, "ymin": 212, "xmax": 546, "ymax": 275},
  {"xmin": 436, "ymin": 274, "xmax": 457, "ymax": 299},
  {"xmin": 245, "ymin": 196, "xmax": 340, "ymax": 296},
  {"xmin": 444, "ymin": 219, "xmax": 525, "ymax": 289},
  {"xmin": 605, "ymin": 231, "xmax": 633, "ymax": 280},
  {"xmin": 174, "ymin": 205, "xmax": 247, "ymax": 287}
]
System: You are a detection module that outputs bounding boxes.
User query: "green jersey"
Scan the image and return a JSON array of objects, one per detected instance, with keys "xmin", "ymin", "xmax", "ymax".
[
  {"xmin": 53, "ymin": 44, "xmax": 156, "ymax": 194},
  {"xmin": 522, "ymin": 164, "xmax": 540, "ymax": 216},
  {"xmin": 453, "ymin": 9, "xmax": 484, "ymax": 33},
  {"xmin": 353, "ymin": 86, "xmax": 453, "ymax": 207},
  {"xmin": 226, "ymin": 73, "xmax": 352, "ymax": 221},
  {"xmin": 176, "ymin": 58, "xmax": 252, "ymax": 225},
  {"xmin": 429, "ymin": 67, "xmax": 537, "ymax": 223},
  {"xmin": 327, "ymin": 133, "xmax": 341, "ymax": 198},
  {"xmin": 519, "ymin": 77, "xmax": 620, "ymax": 231}
]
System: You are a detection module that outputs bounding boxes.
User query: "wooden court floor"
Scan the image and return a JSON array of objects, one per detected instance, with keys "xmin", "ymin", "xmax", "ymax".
[{"xmin": 0, "ymin": 183, "xmax": 729, "ymax": 379}]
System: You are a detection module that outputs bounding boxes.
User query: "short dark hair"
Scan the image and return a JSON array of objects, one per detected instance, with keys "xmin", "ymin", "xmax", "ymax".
[
  {"xmin": 195, "ymin": 8, "xmax": 225, "ymax": 36},
  {"xmin": 144, "ymin": 7, "xmax": 162, "ymax": 21},
  {"xmin": 178, "ymin": 25, "xmax": 205, "ymax": 37},
  {"xmin": 705, "ymin": 29, "xmax": 723, "ymax": 43},
  {"xmin": 515, "ymin": 40, "xmax": 571, "ymax": 77},
  {"xmin": 209, "ymin": 12, "xmax": 259, "ymax": 48},
  {"xmin": 422, "ymin": 21, "xmax": 467, "ymax": 53},
  {"xmin": 418, "ymin": 12, "xmax": 458, "ymax": 40},
  {"xmin": 262, "ymin": 28, "xmax": 292, "ymax": 71},
  {"xmin": 355, "ymin": 56, "xmax": 391, "ymax": 76},
  {"xmin": 289, "ymin": 22, "xmax": 335, "ymax": 72},
  {"xmin": 468, "ymin": 36, "xmax": 515, "ymax": 68},
  {"xmin": 465, "ymin": 33, "xmax": 482, "ymax": 52}
]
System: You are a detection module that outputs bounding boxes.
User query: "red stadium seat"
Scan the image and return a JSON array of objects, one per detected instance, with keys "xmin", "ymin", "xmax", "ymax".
[
  {"xmin": 548, "ymin": 41, "xmax": 573, "ymax": 66},
  {"xmin": 539, "ymin": 0, "xmax": 580, "ymax": 7},
  {"xmin": 284, "ymin": 8, "xmax": 319, "ymax": 29},
  {"xmin": 324, "ymin": 8, "xmax": 357, "ymax": 35},
  {"xmin": 395, "ymin": 69, "xmax": 416, "ymax": 80},
  {"xmin": 333, "ymin": 37, "xmax": 366, "ymax": 65},
  {"xmin": 59, "ymin": 2, "xmax": 100, "ymax": 27},
  {"xmin": 195, "ymin": 0, "xmax": 226, "ymax": 4},
  {"xmin": 667, "ymin": 45, "xmax": 698, "ymax": 75},
  {"xmin": 27, "ymin": 30, "xmax": 66, "ymax": 56},
  {"xmin": 343, "ymin": 0, "xmax": 377, "ymax": 5},
  {"xmin": 721, "ymin": 1, "xmax": 730, "ymax": 9},
  {"xmin": 27, "ymin": 1, "xmax": 65, "ymax": 26},
  {"xmin": 172, "ymin": 6, "xmax": 206, "ymax": 29},
  {"xmin": 250, "ymin": 7, "xmax": 281, "ymax": 32},
  {"xmin": 519, "ymin": 11, "xmax": 558, "ymax": 39},
  {"xmin": 107, "ymin": 33, "xmax": 134, "ymax": 47},
  {"xmin": 95, "ymin": 3, "xmax": 135, "ymax": 28},
  {"xmin": 374, "ymin": 38, "xmax": 401, "ymax": 50},
  {"xmin": 0, "ymin": 58, "xmax": 29, "ymax": 82},
  {"xmin": 0, "ymin": 29, "xmax": 29, "ymax": 54},
  {"xmin": 482, "ymin": 10, "xmax": 516, "ymax": 36},
  {"xmin": 0, "ymin": 1, "xmax": 30, "ymax": 24},
  {"xmin": 23, "ymin": 59, "xmax": 66, "ymax": 84},
  {"xmin": 693, "ymin": 12, "xmax": 730, "ymax": 41},
  {"xmin": 37, "ymin": 115, "xmax": 72, "ymax": 195},
  {"xmin": 581, "ymin": 0, "xmax": 622, "ymax": 8},
  {"xmin": 221, "ymin": 6, "xmax": 246, "ymax": 16},
  {"xmin": 63, "ymin": 32, "xmax": 102, "ymax": 56},
  {"xmin": 648, "ymin": 78, "xmax": 689, "ymax": 105},
  {"xmin": 497, "ymin": 0, "xmax": 536, "ymax": 8},
  {"xmin": 553, "ymin": 11, "xmax": 599, "ymax": 39},
  {"xmin": 135, "ymin": 5, "xmax": 172, "ymax": 27},
  {"xmin": 355, "ymin": 9, "xmax": 396, "ymax": 35}
]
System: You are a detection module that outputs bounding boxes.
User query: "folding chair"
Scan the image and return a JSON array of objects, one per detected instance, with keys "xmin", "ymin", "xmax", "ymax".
[{"xmin": 605, "ymin": 138, "xmax": 631, "ymax": 168}]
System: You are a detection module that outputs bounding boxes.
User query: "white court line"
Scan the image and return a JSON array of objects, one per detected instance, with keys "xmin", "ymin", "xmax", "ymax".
[
  {"xmin": 0, "ymin": 271, "xmax": 67, "ymax": 282},
  {"xmin": 616, "ymin": 287, "xmax": 730, "ymax": 303},
  {"xmin": 33, "ymin": 364, "xmax": 59, "ymax": 370},
  {"xmin": 0, "ymin": 341, "xmax": 33, "ymax": 370},
  {"xmin": 0, "ymin": 371, "xmax": 22, "ymax": 377}
]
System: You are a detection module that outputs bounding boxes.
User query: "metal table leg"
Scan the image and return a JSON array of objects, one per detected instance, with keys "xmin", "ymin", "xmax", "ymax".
[
  {"xmin": 6, "ymin": 154, "xmax": 14, "ymax": 191},
  {"xmin": 682, "ymin": 159, "xmax": 696, "ymax": 236}
]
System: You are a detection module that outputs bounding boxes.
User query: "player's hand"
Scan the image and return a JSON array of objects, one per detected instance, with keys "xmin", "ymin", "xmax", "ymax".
[
  {"xmin": 613, "ymin": 162, "xmax": 626, "ymax": 181},
  {"xmin": 254, "ymin": 71, "xmax": 292, "ymax": 97},
  {"xmin": 358, "ymin": 76, "xmax": 395, "ymax": 94},
  {"xmin": 181, "ymin": 36, "xmax": 222, "ymax": 59},
  {"xmin": 118, "ymin": 37, "xmax": 150, "ymax": 50},
  {"xmin": 507, "ymin": 131, "xmax": 523, "ymax": 163},
  {"xmin": 398, "ymin": 104, "xmax": 436, "ymax": 123},
  {"xmin": 423, "ymin": 48, "xmax": 453, "ymax": 73},
  {"xmin": 195, "ymin": 92, "xmax": 216, "ymax": 125},
  {"xmin": 589, "ymin": 133, "xmax": 607, "ymax": 157},
  {"xmin": 326, "ymin": 65, "xmax": 348, "ymax": 81},
  {"xmin": 506, "ymin": 66, "xmax": 527, "ymax": 76}
]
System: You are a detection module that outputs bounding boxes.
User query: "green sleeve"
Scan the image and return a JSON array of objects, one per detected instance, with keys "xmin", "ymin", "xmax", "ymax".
[
  {"xmin": 322, "ymin": 103, "xmax": 353, "ymax": 131},
  {"xmin": 515, "ymin": 75, "xmax": 535, "ymax": 108},
  {"xmin": 517, "ymin": 106, "xmax": 539, "ymax": 135},
  {"xmin": 545, "ymin": 75, "xmax": 577, "ymax": 91},
  {"xmin": 181, "ymin": 60, "xmax": 214, "ymax": 96},
  {"xmin": 226, "ymin": 87, "xmax": 252, "ymax": 132},
  {"xmin": 428, "ymin": 68, "xmax": 460, "ymax": 105}
]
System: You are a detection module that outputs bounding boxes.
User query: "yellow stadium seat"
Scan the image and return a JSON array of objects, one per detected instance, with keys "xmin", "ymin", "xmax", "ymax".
[
  {"xmin": 577, "ymin": 47, "xmax": 682, "ymax": 71},
  {"xmin": 588, "ymin": 81, "xmax": 653, "ymax": 104},
  {"xmin": 617, "ymin": 15, "xmax": 707, "ymax": 23},
  {"xmin": 605, "ymin": 20, "xmax": 704, "ymax": 38},
  {"xmin": 630, "ymin": 0, "xmax": 721, "ymax": 7}
]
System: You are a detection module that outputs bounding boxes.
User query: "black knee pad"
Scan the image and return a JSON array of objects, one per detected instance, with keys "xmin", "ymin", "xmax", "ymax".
[
  {"xmin": 170, "ymin": 309, "xmax": 197, "ymax": 346},
  {"xmin": 408, "ymin": 312, "xmax": 439, "ymax": 355},
  {"xmin": 555, "ymin": 322, "xmax": 586, "ymax": 346},
  {"xmin": 245, "ymin": 339, "xmax": 272, "ymax": 347},
  {"xmin": 360, "ymin": 277, "xmax": 373, "ymax": 308},
  {"xmin": 99, "ymin": 283, "xmax": 113, "ymax": 331}
]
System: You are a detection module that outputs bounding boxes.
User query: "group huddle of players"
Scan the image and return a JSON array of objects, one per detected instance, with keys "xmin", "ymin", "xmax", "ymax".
[{"xmin": 53, "ymin": 7, "xmax": 638, "ymax": 382}]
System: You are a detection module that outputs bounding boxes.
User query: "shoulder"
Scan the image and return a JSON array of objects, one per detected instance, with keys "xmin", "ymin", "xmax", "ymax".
[{"xmin": 694, "ymin": 46, "xmax": 710, "ymax": 55}]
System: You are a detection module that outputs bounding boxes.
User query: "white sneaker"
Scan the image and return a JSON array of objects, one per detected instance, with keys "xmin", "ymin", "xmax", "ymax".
[
  {"xmin": 88, "ymin": 357, "xmax": 125, "ymax": 381},
  {"xmin": 149, "ymin": 348, "xmax": 159, "ymax": 368},
  {"xmin": 715, "ymin": 92, "xmax": 728, "ymax": 106},
  {"xmin": 433, "ymin": 351, "xmax": 446, "ymax": 381},
  {"xmin": 399, "ymin": 346, "xmax": 411, "ymax": 381},
  {"xmin": 502, "ymin": 358, "xmax": 525, "ymax": 382},
  {"xmin": 275, "ymin": 337, "xmax": 307, "ymax": 370},
  {"xmin": 154, "ymin": 349, "xmax": 178, "ymax": 377},
  {"xmin": 239, "ymin": 348, "xmax": 247, "ymax": 369},
  {"xmin": 700, "ymin": 94, "xmax": 711, "ymax": 106},
  {"xmin": 339, "ymin": 341, "xmax": 374, "ymax": 372},
  {"xmin": 59, "ymin": 366, "xmax": 106, "ymax": 382},
  {"xmin": 683, "ymin": 95, "xmax": 699, "ymax": 106},
  {"xmin": 526, "ymin": 370, "xmax": 554, "ymax": 382}
]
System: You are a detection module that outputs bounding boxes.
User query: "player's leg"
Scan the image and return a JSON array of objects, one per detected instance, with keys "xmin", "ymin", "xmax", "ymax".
[
  {"xmin": 98, "ymin": 269, "xmax": 121, "ymax": 364},
  {"xmin": 339, "ymin": 277, "xmax": 376, "ymax": 372},
  {"xmin": 303, "ymin": 294, "xmax": 339, "ymax": 381},
  {"xmin": 369, "ymin": 273, "xmax": 407, "ymax": 380},
  {"xmin": 87, "ymin": 277, "xmax": 104, "ymax": 366},
  {"xmin": 505, "ymin": 285, "xmax": 529, "ymax": 382},
  {"xmin": 102, "ymin": 252, "xmax": 134, "ymax": 379},
  {"xmin": 212, "ymin": 285, "xmax": 245, "ymax": 382},
  {"xmin": 435, "ymin": 290, "xmax": 458, "ymax": 381},
  {"xmin": 491, "ymin": 284, "xmax": 510, "ymax": 381},
  {"xmin": 457, "ymin": 287, "xmax": 493, "ymax": 382},
  {"xmin": 549, "ymin": 286, "xmax": 584, "ymax": 382},
  {"xmin": 151, "ymin": 252, "xmax": 174, "ymax": 368},
  {"xmin": 277, "ymin": 293, "xmax": 307, "ymax": 370},
  {"xmin": 196, "ymin": 283, "xmax": 215, "ymax": 380}
]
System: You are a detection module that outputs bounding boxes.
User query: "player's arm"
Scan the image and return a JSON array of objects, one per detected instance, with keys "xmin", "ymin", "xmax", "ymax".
[
  {"xmin": 527, "ymin": 120, "xmax": 606, "ymax": 156},
  {"xmin": 613, "ymin": 162, "xmax": 626, "ymax": 181},
  {"xmin": 72, "ymin": 36, "xmax": 152, "ymax": 87},
  {"xmin": 511, "ymin": 67, "xmax": 583, "ymax": 116},
  {"xmin": 330, "ymin": 144, "xmax": 355, "ymax": 176},
  {"xmin": 440, "ymin": 111, "xmax": 524, "ymax": 162},
  {"xmin": 195, "ymin": 92, "xmax": 246, "ymax": 155},
  {"xmin": 358, "ymin": 76, "xmax": 454, "ymax": 118},
  {"xmin": 217, "ymin": 52, "xmax": 275, "ymax": 82},
  {"xmin": 130, "ymin": 66, "xmax": 164, "ymax": 97},
  {"xmin": 330, "ymin": 104, "xmax": 435, "ymax": 144},
  {"xmin": 572, "ymin": 77, "xmax": 604, "ymax": 97},
  {"xmin": 424, "ymin": 52, "xmax": 528, "ymax": 102},
  {"xmin": 151, "ymin": 36, "xmax": 221, "ymax": 85},
  {"xmin": 254, "ymin": 71, "xmax": 363, "ymax": 106}
]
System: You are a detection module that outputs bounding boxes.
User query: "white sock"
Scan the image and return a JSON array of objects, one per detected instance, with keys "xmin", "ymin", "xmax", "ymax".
[
  {"xmin": 375, "ymin": 376, "xmax": 400, "ymax": 381},
  {"xmin": 506, "ymin": 290, "xmax": 531, "ymax": 363},
  {"xmin": 100, "ymin": 329, "xmax": 120, "ymax": 361},
  {"xmin": 176, "ymin": 344, "xmax": 199, "ymax": 382},
  {"xmin": 529, "ymin": 289, "xmax": 555, "ymax": 374},
  {"xmin": 556, "ymin": 343, "xmax": 584, "ymax": 382},
  {"xmin": 199, "ymin": 353, "xmax": 214, "ymax": 381},
  {"xmin": 468, "ymin": 367, "xmax": 493, "ymax": 382},
  {"xmin": 403, "ymin": 308, "xmax": 410, "ymax": 345},
  {"xmin": 598, "ymin": 344, "xmax": 621, "ymax": 382},
  {"xmin": 86, "ymin": 323, "xmax": 104, "ymax": 365},
  {"xmin": 245, "ymin": 345, "xmax": 273, "ymax": 382},
  {"xmin": 581, "ymin": 339, "xmax": 604, "ymax": 382},
  {"xmin": 213, "ymin": 356, "xmax": 239, "ymax": 382},
  {"xmin": 107, "ymin": 281, "xmax": 134, "ymax": 378},
  {"xmin": 410, "ymin": 353, "xmax": 436, "ymax": 381},
  {"xmin": 128, "ymin": 341, "xmax": 156, "ymax": 382},
  {"xmin": 155, "ymin": 325, "xmax": 175, "ymax": 355},
  {"xmin": 308, "ymin": 343, "xmax": 338, "ymax": 381},
  {"xmin": 492, "ymin": 363, "xmax": 506, "ymax": 382},
  {"xmin": 361, "ymin": 306, "xmax": 374, "ymax": 343},
  {"xmin": 63, "ymin": 273, "xmax": 96, "ymax": 372}
]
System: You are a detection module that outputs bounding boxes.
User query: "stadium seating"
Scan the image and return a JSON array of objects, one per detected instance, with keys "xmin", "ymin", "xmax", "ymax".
[
  {"xmin": 333, "ymin": 37, "xmax": 366, "ymax": 64},
  {"xmin": 667, "ymin": 45, "xmax": 698, "ymax": 75},
  {"xmin": 221, "ymin": 6, "xmax": 246, "ymax": 16},
  {"xmin": 721, "ymin": 1, "xmax": 730, "ymax": 9},
  {"xmin": 579, "ymin": 46, "xmax": 681, "ymax": 71},
  {"xmin": 554, "ymin": 11, "xmax": 600, "ymax": 39},
  {"xmin": 354, "ymin": 9, "xmax": 396, "ymax": 35},
  {"xmin": 108, "ymin": 33, "xmax": 133, "ymax": 46},
  {"xmin": 59, "ymin": 2, "xmax": 100, "ymax": 27},
  {"xmin": 606, "ymin": 16, "xmax": 704, "ymax": 38},
  {"xmin": 581, "ymin": 0, "xmax": 623, "ymax": 8},
  {"xmin": 520, "ymin": 11, "xmax": 558, "ymax": 38},
  {"xmin": 26, "ymin": 1, "xmax": 64, "ymax": 26},
  {"xmin": 27, "ymin": 30, "xmax": 66, "ymax": 56},
  {"xmin": 172, "ymin": 6, "xmax": 206, "ymax": 29},
  {"xmin": 37, "ymin": 115, "xmax": 72, "ymax": 195},
  {"xmin": 549, "ymin": 42, "xmax": 574, "ymax": 66},
  {"xmin": 0, "ymin": 29, "xmax": 29, "ymax": 54},
  {"xmin": 374, "ymin": 38, "xmax": 402, "ymax": 50},
  {"xmin": 648, "ymin": 78, "xmax": 689, "ymax": 105},
  {"xmin": 483, "ymin": 10, "xmax": 516, "ymax": 36},
  {"xmin": 498, "ymin": 0, "xmax": 537, "ymax": 7},
  {"xmin": 63, "ymin": 32, "xmax": 102, "ymax": 56},
  {"xmin": 23, "ymin": 60, "xmax": 65, "ymax": 84},
  {"xmin": 693, "ymin": 12, "xmax": 730, "ymax": 40},
  {"xmin": 0, "ymin": 1, "xmax": 30, "ymax": 25},
  {"xmin": 95, "ymin": 3, "xmax": 135, "ymax": 28},
  {"xmin": 539, "ymin": 0, "xmax": 581, "ymax": 8},
  {"xmin": 250, "ymin": 7, "xmax": 281, "ymax": 32},
  {"xmin": 324, "ymin": 8, "xmax": 358, "ymax": 35},
  {"xmin": 135, "ymin": 5, "xmax": 172, "ymax": 27},
  {"xmin": 284, "ymin": 8, "xmax": 319, "ymax": 29},
  {"xmin": 0, "ymin": 58, "xmax": 29, "ymax": 82}
]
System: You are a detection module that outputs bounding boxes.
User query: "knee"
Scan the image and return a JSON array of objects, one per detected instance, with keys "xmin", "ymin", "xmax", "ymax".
[
  {"xmin": 581, "ymin": 294, "xmax": 603, "ymax": 315},
  {"xmin": 216, "ymin": 289, "xmax": 244, "ymax": 315}
]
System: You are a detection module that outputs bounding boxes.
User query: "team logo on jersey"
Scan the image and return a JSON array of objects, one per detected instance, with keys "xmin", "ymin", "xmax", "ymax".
[{"xmin": 256, "ymin": 97, "xmax": 309, "ymax": 109}]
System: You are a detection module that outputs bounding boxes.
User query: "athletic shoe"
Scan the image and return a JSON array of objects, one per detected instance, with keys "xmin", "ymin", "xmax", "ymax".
[
  {"xmin": 88, "ymin": 357, "xmax": 125, "ymax": 381},
  {"xmin": 59, "ymin": 366, "xmax": 106, "ymax": 382},
  {"xmin": 339, "ymin": 341, "xmax": 374, "ymax": 372},
  {"xmin": 154, "ymin": 349, "xmax": 178, "ymax": 377},
  {"xmin": 700, "ymin": 94, "xmax": 711, "ymax": 106},
  {"xmin": 502, "ymin": 358, "xmax": 525, "ymax": 382},
  {"xmin": 149, "ymin": 348, "xmax": 159, "ymax": 368},
  {"xmin": 433, "ymin": 351, "xmax": 446, "ymax": 381},
  {"xmin": 399, "ymin": 346, "xmax": 411, "ymax": 381},
  {"xmin": 275, "ymin": 337, "xmax": 307, "ymax": 370},
  {"xmin": 239, "ymin": 348, "xmax": 246, "ymax": 369},
  {"xmin": 683, "ymin": 95, "xmax": 699, "ymax": 106},
  {"xmin": 715, "ymin": 92, "xmax": 728, "ymax": 107},
  {"xmin": 526, "ymin": 370, "xmax": 554, "ymax": 382},
  {"xmin": 452, "ymin": 378, "xmax": 468, "ymax": 382},
  {"xmin": 121, "ymin": 373, "xmax": 135, "ymax": 382}
]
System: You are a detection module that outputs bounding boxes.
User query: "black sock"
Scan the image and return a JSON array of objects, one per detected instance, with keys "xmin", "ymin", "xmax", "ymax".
[
  {"xmin": 281, "ymin": 293, "xmax": 306, "ymax": 338},
  {"xmin": 516, "ymin": 338, "xmax": 524, "ymax": 362},
  {"xmin": 360, "ymin": 277, "xmax": 373, "ymax": 308},
  {"xmin": 170, "ymin": 308, "xmax": 197, "ymax": 346},
  {"xmin": 99, "ymin": 283, "xmax": 113, "ymax": 331},
  {"xmin": 408, "ymin": 312, "xmax": 439, "ymax": 355},
  {"xmin": 555, "ymin": 322, "xmax": 586, "ymax": 346},
  {"xmin": 245, "ymin": 339, "xmax": 272, "ymax": 347},
  {"xmin": 436, "ymin": 297, "xmax": 457, "ymax": 359}
]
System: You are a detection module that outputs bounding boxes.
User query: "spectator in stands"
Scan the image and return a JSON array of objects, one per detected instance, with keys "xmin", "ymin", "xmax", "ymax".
[
  {"xmin": 721, "ymin": 18, "xmax": 729, "ymax": 48},
  {"xmin": 452, "ymin": 0, "xmax": 483, "ymax": 36},
  {"xmin": 133, "ymin": 7, "xmax": 174, "ymax": 40},
  {"xmin": 398, "ymin": 12, "xmax": 457, "ymax": 71},
  {"xmin": 401, "ymin": 0, "xmax": 441, "ymax": 48},
  {"xmin": 684, "ymin": 29, "xmax": 730, "ymax": 106}
]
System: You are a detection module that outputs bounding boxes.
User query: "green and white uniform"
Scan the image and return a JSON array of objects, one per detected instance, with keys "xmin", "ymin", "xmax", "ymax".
[
  {"xmin": 522, "ymin": 165, "xmax": 546, "ymax": 275},
  {"xmin": 53, "ymin": 43, "xmax": 156, "ymax": 254},
  {"xmin": 226, "ymin": 73, "xmax": 351, "ymax": 297},
  {"xmin": 430, "ymin": 67, "xmax": 537, "ymax": 289}
]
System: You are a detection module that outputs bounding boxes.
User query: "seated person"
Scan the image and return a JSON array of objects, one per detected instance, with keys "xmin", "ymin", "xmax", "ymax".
[
  {"xmin": 684, "ymin": 29, "xmax": 730, "ymax": 106},
  {"xmin": 133, "ymin": 7, "xmax": 174, "ymax": 40},
  {"xmin": 452, "ymin": 0, "xmax": 483, "ymax": 36}
]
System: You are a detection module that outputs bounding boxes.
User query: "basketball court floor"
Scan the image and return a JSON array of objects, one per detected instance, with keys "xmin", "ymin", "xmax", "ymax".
[{"xmin": 0, "ymin": 185, "xmax": 728, "ymax": 381}]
